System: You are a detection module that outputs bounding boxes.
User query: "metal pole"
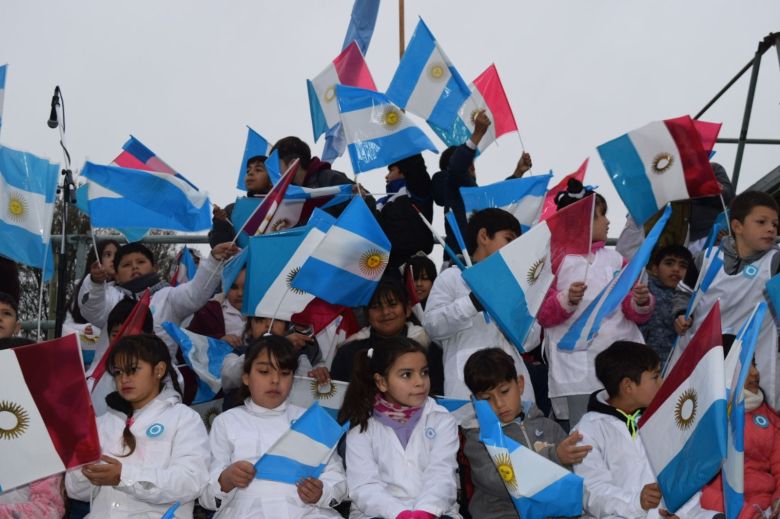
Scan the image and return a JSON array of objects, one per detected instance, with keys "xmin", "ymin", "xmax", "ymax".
[
  {"xmin": 731, "ymin": 42, "xmax": 765, "ymax": 190},
  {"xmin": 693, "ymin": 58, "xmax": 756, "ymax": 120},
  {"xmin": 399, "ymin": 0, "xmax": 405, "ymax": 59}
]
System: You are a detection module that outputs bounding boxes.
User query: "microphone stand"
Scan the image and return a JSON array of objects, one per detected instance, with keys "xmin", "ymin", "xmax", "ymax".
[{"xmin": 49, "ymin": 87, "xmax": 75, "ymax": 338}]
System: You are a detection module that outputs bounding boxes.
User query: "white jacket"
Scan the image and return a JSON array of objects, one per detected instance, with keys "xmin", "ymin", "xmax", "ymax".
[
  {"xmin": 199, "ymin": 400, "xmax": 345, "ymax": 518},
  {"xmin": 65, "ymin": 387, "xmax": 209, "ymax": 518},
  {"xmin": 423, "ymin": 266, "xmax": 538, "ymax": 400},
  {"xmin": 345, "ymin": 397, "xmax": 461, "ymax": 519},
  {"xmin": 78, "ymin": 253, "xmax": 223, "ymax": 357}
]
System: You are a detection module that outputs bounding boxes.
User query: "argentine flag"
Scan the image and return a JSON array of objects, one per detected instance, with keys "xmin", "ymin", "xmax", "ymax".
[
  {"xmin": 463, "ymin": 220, "xmax": 555, "ymax": 352},
  {"xmin": 292, "ymin": 197, "xmax": 391, "ymax": 306},
  {"xmin": 475, "ymin": 400, "xmax": 583, "ymax": 519},
  {"xmin": 0, "ymin": 64, "xmax": 6, "ymax": 135},
  {"xmin": 236, "ymin": 126, "xmax": 270, "ymax": 190},
  {"xmin": 162, "ymin": 323, "xmax": 234, "ymax": 404},
  {"xmin": 460, "ymin": 174, "xmax": 552, "ymax": 232},
  {"xmin": 254, "ymin": 402, "xmax": 349, "ymax": 484},
  {"xmin": 336, "ymin": 85, "xmax": 437, "ymax": 174},
  {"xmin": 0, "ymin": 145, "xmax": 59, "ymax": 280},
  {"xmin": 386, "ymin": 19, "xmax": 471, "ymax": 130}
]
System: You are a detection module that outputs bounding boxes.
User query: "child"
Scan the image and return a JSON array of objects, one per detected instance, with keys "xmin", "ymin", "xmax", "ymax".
[
  {"xmin": 573, "ymin": 341, "xmax": 667, "ymax": 518},
  {"xmin": 539, "ymin": 182, "xmax": 653, "ymax": 428},
  {"xmin": 640, "ymin": 245, "xmax": 692, "ymax": 363},
  {"xmin": 406, "ymin": 253, "xmax": 437, "ymax": 309},
  {"xmin": 200, "ymin": 335, "xmax": 346, "ymax": 517},
  {"xmin": 423, "ymin": 208, "xmax": 537, "ymax": 401},
  {"xmin": 188, "ymin": 267, "xmax": 248, "ymax": 346},
  {"xmin": 674, "ymin": 190, "xmax": 780, "ymax": 407},
  {"xmin": 65, "ymin": 334, "xmax": 209, "ymax": 518},
  {"xmin": 78, "ymin": 241, "xmax": 238, "ymax": 357},
  {"xmin": 338, "ymin": 337, "xmax": 461, "ymax": 519},
  {"xmin": 462, "ymin": 348, "xmax": 591, "ymax": 519},
  {"xmin": 0, "ymin": 292, "xmax": 20, "ymax": 339}
]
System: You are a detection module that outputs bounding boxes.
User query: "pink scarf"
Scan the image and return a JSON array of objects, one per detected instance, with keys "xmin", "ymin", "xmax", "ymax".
[{"xmin": 373, "ymin": 393, "xmax": 422, "ymax": 424}]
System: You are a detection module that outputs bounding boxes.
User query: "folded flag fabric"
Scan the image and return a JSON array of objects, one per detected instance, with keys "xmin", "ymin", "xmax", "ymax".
[
  {"xmin": 290, "ymin": 376, "xmax": 349, "ymax": 419},
  {"xmin": 170, "ymin": 246, "xmax": 198, "ymax": 287},
  {"xmin": 308, "ymin": 41, "xmax": 377, "ymax": 142},
  {"xmin": 435, "ymin": 397, "xmax": 475, "ymax": 427},
  {"xmin": 475, "ymin": 399, "xmax": 583, "ymax": 519},
  {"xmin": 341, "ymin": 0, "xmax": 380, "ymax": 55},
  {"xmin": 386, "ymin": 18, "xmax": 471, "ymax": 130},
  {"xmin": 79, "ymin": 161, "xmax": 211, "ymax": 234},
  {"xmin": 162, "ymin": 323, "xmax": 234, "ymax": 404},
  {"xmin": 546, "ymin": 195, "xmax": 594, "ymax": 274},
  {"xmin": 638, "ymin": 302, "xmax": 728, "ymax": 513},
  {"xmin": 291, "ymin": 298, "xmax": 360, "ymax": 366},
  {"xmin": 237, "ymin": 159, "xmax": 299, "ymax": 237},
  {"xmin": 112, "ymin": 135, "xmax": 197, "ymax": 190},
  {"xmin": 336, "ymin": 85, "xmax": 437, "ymax": 174},
  {"xmin": 292, "ymin": 196, "xmax": 391, "ymax": 306},
  {"xmin": 254, "ymin": 402, "xmax": 349, "ymax": 484},
  {"xmin": 540, "ymin": 158, "xmax": 588, "ymax": 221},
  {"xmin": 463, "ymin": 220, "xmax": 555, "ymax": 352},
  {"xmin": 598, "ymin": 115, "xmax": 721, "ymax": 225},
  {"xmin": 0, "ymin": 145, "xmax": 59, "ymax": 280},
  {"xmin": 432, "ymin": 64, "xmax": 518, "ymax": 151},
  {"xmin": 236, "ymin": 126, "xmax": 270, "ymax": 190},
  {"xmin": 222, "ymin": 246, "xmax": 248, "ymax": 296},
  {"xmin": 0, "ymin": 64, "xmax": 6, "ymax": 135},
  {"xmin": 0, "ymin": 334, "xmax": 101, "ymax": 492},
  {"xmin": 460, "ymin": 173, "xmax": 552, "ymax": 232},
  {"xmin": 722, "ymin": 303, "xmax": 766, "ymax": 519},
  {"xmin": 693, "ymin": 120, "xmax": 722, "ymax": 156},
  {"xmin": 558, "ymin": 204, "xmax": 672, "ymax": 351}
]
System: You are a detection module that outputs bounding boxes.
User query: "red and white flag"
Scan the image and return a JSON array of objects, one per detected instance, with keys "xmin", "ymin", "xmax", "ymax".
[
  {"xmin": 458, "ymin": 64, "xmax": 518, "ymax": 153},
  {"xmin": 546, "ymin": 194, "xmax": 594, "ymax": 274},
  {"xmin": 238, "ymin": 159, "xmax": 299, "ymax": 237},
  {"xmin": 540, "ymin": 158, "xmax": 588, "ymax": 222},
  {"xmin": 0, "ymin": 334, "xmax": 101, "ymax": 491}
]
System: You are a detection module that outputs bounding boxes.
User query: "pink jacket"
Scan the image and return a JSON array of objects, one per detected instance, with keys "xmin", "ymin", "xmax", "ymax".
[
  {"xmin": 700, "ymin": 402, "xmax": 780, "ymax": 517},
  {"xmin": 0, "ymin": 474, "xmax": 65, "ymax": 519}
]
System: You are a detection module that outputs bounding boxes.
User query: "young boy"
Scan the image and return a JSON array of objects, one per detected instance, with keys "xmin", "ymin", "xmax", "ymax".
[
  {"xmin": 423, "ymin": 208, "xmax": 537, "ymax": 401},
  {"xmin": 463, "ymin": 348, "xmax": 591, "ymax": 519},
  {"xmin": 0, "ymin": 292, "xmax": 20, "ymax": 339},
  {"xmin": 674, "ymin": 190, "xmax": 780, "ymax": 407},
  {"xmin": 640, "ymin": 245, "xmax": 692, "ymax": 363},
  {"xmin": 573, "ymin": 341, "xmax": 666, "ymax": 518}
]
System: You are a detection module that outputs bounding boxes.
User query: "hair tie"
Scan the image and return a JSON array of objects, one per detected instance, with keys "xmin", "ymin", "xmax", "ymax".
[
  {"xmin": 126, "ymin": 417, "xmax": 135, "ymax": 428},
  {"xmin": 367, "ymin": 348, "xmax": 374, "ymax": 359}
]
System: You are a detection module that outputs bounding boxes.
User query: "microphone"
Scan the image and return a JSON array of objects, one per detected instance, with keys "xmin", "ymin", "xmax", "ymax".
[{"xmin": 47, "ymin": 87, "xmax": 60, "ymax": 129}]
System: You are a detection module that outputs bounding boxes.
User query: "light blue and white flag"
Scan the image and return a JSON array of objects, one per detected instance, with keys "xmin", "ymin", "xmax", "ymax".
[
  {"xmin": 236, "ymin": 126, "xmax": 270, "ymax": 190},
  {"xmin": 222, "ymin": 246, "xmax": 248, "ymax": 296},
  {"xmin": 162, "ymin": 322, "xmax": 234, "ymax": 404},
  {"xmin": 0, "ymin": 65, "xmax": 6, "ymax": 135},
  {"xmin": 463, "ymin": 221, "xmax": 555, "ymax": 352},
  {"xmin": 722, "ymin": 303, "xmax": 766, "ymax": 519},
  {"xmin": 460, "ymin": 174, "xmax": 552, "ymax": 231},
  {"xmin": 265, "ymin": 150, "xmax": 353, "ymax": 203},
  {"xmin": 170, "ymin": 246, "xmax": 198, "ymax": 287},
  {"xmin": 558, "ymin": 204, "xmax": 672, "ymax": 351},
  {"xmin": 290, "ymin": 376, "xmax": 349, "ymax": 420},
  {"xmin": 386, "ymin": 19, "xmax": 471, "ymax": 130},
  {"xmin": 254, "ymin": 402, "xmax": 349, "ymax": 484},
  {"xmin": 292, "ymin": 197, "xmax": 391, "ymax": 306},
  {"xmin": 161, "ymin": 501, "xmax": 180, "ymax": 519},
  {"xmin": 336, "ymin": 85, "xmax": 437, "ymax": 174},
  {"xmin": 342, "ymin": 0, "xmax": 380, "ymax": 55},
  {"xmin": 80, "ymin": 162, "xmax": 211, "ymax": 235},
  {"xmin": 475, "ymin": 399, "xmax": 583, "ymax": 519},
  {"xmin": 0, "ymin": 145, "xmax": 59, "ymax": 280},
  {"xmin": 436, "ymin": 397, "xmax": 475, "ymax": 426}
]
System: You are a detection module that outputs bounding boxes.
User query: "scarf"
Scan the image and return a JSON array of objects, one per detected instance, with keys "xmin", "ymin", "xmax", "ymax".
[
  {"xmin": 116, "ymin": 272, "xmax": 168, "ymax": 299},
  {"xmin": 373, "ymin": 393, "xmax": 422, "ymax": 424},
  {"xmin": 615, "ymin": 408, "xmax": 643, "ymax": 439},
  {"xmin": 744, "ymin": 388, "xmax": 764, "ymax": 412}
]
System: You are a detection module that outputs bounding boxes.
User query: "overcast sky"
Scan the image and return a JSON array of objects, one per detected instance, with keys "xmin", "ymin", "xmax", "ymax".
[{"xmin": 1, "ymin": 1, "xmax": 779, "ymax": 249}]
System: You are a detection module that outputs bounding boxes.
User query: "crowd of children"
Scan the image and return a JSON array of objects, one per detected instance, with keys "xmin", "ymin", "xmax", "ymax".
[{"xmin": 2, "ymin": 122, "xmax": 780, "ymax": 519}]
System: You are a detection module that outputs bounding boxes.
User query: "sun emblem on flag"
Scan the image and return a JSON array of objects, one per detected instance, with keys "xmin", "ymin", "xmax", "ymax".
[
  {"xmin": 652, "ymin": 152, "xmax": 675, "ymax": 174},
  {"xmin": 526, "ymin": 256, "xmax": 547, "ymax": 285},
  {"xmin": 359, "ymin": 248, "xmax": 388, "ymax": 278},
  {"xmin": 674, "ymin": 388, "xmax": 698, "ymax": 430},
  {"xmin": 7, "ymin": 193, "xmax": 28, "ymax": 223},
  {"xmin": 428, "ymin": 62, "xmax": 446, "ymax": 81},
  {"xmin": 201, "ymin": 405, "xmax": 222, "ymax": 433},
  {"xmin": 285, "ymin": 266, "xmax": 306, "ymax": 295},
  {"xmin": 0, "ymin": 401, "xmax": 30, "ymax": 440},
  {"xmin": 493, "ymin": 451, "xmax": 518, "ymax": 492},
  {"xmin": 382, "ymin": 107, "xmax": 402, "ymax": 128},
  {"xmin": 310, "ymin": 379, "xmax": 338, "ymax": 400},
  {"xmin": 323, "ymin": 85, "xmax": 336, "ymax": 103}
]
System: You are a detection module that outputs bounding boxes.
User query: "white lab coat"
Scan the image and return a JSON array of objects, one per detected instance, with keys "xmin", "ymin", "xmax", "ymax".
[
  {"xmin": 78, "ymin": 253, "xmax": 223, "ymax": 358},
  {"xmin": 345, "ymin": 397, "xmax": 461, "ymax": 519},
  {"xmin": 199, "ymin": 399, "xmax": 345, "ymax": 518},
  {"xmin": 423, "ymin": 266, "xmax": 538, "ymax": 400},
  {"xmin": 65, "ymin": 387, "xmax": 209, "ymax": 518}
]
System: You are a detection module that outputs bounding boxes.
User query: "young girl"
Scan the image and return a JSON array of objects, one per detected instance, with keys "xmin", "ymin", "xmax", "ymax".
[
  {"xmin": 200, "ymin": 336, "xmax": 346, "ymax": 518},
  {"xmin": 538, "ymin": 180, "xmax": 654, "ymax": 428},
  {"xmin": 339, "ymin": 337, "xmax": 461, "ymax": 519},
  {"xmin": 64, "ymin": 334, "xmax": 209, "ymax": 518}
]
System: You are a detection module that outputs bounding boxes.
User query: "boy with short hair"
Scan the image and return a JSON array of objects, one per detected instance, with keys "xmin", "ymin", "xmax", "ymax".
[
  {"xmin": 423, "ymin": 208, "xmax": 537, "ymax": 401},
  {"xmin": 640, "ymin": 244, "xmax": 692, "ymax": 363},
  {"xmin": 463, "ymin": 348, "xmax": 591, "ymax": 519},
  {"xmin": 0, "ymin": 292, "xmax": 20, "ymax": 339},
  {"xmin": 573, "ymin": 341, "xmax": 667, "ymax": 518},
  {"xmin": 674, "ymin": 190, "xmax": 780, "ymax": 406}
]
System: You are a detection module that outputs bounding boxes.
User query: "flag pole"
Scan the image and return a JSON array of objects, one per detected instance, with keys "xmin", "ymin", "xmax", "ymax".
[
  {"xmin": 582, "ymin": 194, "xmax": 596, "ymax": 282},
  {"xmin": 399, "ymin": 0, "xmax": 405, "ymax": 59},
  {"xmin": 719, "ymin": 193, "xmax": 732, "ymax": 237},
  {"xmin": 412, "ymin": 205, "xmax": 466, "ymax": 271}
]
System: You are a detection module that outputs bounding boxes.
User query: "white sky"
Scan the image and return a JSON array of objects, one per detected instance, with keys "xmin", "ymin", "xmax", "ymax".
[{"xmin": 1, "ymin": 0, "xmax": 779, "ymax": 250}]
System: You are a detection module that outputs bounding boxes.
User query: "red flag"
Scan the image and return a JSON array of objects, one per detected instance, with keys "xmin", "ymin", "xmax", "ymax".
[
  {"xmin": 693, "ymin": 120, "xmax": 722, "ymax": 156},
  {"xmin": 540, "ymin": 158, "xmax": 588, "ymax": 221},
  {"xmin": 239, "ymin": 159, "xmax": 299, "ymax": 237},
  {"xmin": 89, "ymin": 289, "xmax": 151, "ymax": 388},
  {"xmin": 291, "ymin": 297, "xmax": 358, "ymax": 336},
  {"xmin": 546, "ymin": 194, "xmax": 594, "ymax": 274},
  {"xmin": 405, "ymin": 264, "xmax": 424, "ymax": 323},
  {"xmin": 472, "ymin": 64, "xmax": 518, "ymax": 138}
]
